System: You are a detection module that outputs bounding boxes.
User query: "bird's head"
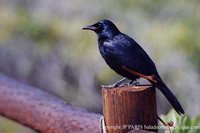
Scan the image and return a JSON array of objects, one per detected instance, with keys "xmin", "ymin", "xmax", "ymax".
[{"xmin": 82, "ymin": 20, "xmax": 120, "ymax": 38}]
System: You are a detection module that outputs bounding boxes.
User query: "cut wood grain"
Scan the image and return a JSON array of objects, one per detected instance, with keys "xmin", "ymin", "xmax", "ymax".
[{"xmin": 102, "ymin": 85, "xmax": 157, "ymax": 133}]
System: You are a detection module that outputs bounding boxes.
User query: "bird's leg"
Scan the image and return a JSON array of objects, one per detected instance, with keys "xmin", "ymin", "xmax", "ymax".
[
  {"xmin": 113, "ymin": 78, "xmax": 127, "ymax": 87},
  {"xmin": 101, "ymin": 78, "xmax": 126, "ymax": 88}
]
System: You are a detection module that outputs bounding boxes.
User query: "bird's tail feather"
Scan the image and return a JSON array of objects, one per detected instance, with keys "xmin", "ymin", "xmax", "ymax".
[{"xmin": 156, "ymin": 79, "xmax": 184, "ymax": 115}]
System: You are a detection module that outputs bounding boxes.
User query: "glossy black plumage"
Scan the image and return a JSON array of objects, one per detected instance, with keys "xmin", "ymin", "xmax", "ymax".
[{"xmin": 82, "ymin": 19, "xmax": 184, "ymax": 115}]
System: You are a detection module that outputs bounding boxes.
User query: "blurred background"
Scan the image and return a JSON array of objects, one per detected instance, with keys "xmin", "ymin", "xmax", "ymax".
[{"xmin": 0, "ymin": 0, "xmax": 200, "ymax": 132}]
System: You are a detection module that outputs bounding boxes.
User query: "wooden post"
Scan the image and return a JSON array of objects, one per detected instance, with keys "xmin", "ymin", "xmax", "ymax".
[{"xmin": 102, "ymin": 85, "xmax": 157, "ymax": 133}]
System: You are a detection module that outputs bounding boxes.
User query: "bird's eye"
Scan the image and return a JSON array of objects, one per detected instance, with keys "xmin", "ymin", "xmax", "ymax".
[
  {"xmin": 97, "ymin": 23, "xmax": 103, "ymax": 30},
  {"xmin": 98, "ymin": 23, "xmax": 102, "ymax": 27}
]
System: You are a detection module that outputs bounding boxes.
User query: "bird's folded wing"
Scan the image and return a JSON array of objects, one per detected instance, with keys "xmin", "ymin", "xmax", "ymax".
[{"xmin": 122, "ymin": 66, "xmax": 157, "ymax": 83}]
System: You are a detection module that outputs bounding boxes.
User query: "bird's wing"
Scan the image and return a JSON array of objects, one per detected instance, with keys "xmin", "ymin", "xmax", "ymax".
[
  {"xmin": 122, "ymin": 66, "xmax": 157, "ymax": 83},
  {"xmin": 114, "ymin": 34, "xmax": 157, "ymax": 77}
]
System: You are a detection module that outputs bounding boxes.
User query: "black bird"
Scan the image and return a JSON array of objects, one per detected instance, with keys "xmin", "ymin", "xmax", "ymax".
[{"xmin": 82, "ymin": 19, "xmax": 184, "ymax": 115}]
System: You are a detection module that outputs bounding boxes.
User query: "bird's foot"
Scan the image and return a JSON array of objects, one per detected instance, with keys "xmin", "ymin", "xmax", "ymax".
[
  {"xmin": 101, "ymin": 84, "xmax": 117, "ymax": 88},
  {"xmin": 101, "ymin": 78, "xmax": 126, "ymax": 88},
  {"xmin": 128, "ymin": 80, "xmax": 140, "ymax": 86}
]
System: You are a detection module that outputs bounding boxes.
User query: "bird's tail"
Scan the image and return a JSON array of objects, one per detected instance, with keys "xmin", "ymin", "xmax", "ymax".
[{"xmin": 155, "ymin": 78, "xmax": 184, "ymax": 115}]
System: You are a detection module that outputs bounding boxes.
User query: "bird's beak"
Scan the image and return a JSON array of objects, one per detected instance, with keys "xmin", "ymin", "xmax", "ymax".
[{"xmin": 82, "ymin": 25, "xmax": 98, "ymax": 31}]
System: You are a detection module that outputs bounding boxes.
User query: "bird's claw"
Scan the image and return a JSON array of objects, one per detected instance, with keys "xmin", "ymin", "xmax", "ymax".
[
  {"xmin": 127, "ymin": 80, "xmax": 140, "ymax": 86},
  {"xmin": 101, "ymin": 78, "xmax": 140, "ymax": 88},
  {"xmin": 101, "ymin": 78, "xmax": 127, "ymax": 88},
  {"xmin": 131, "ymin": 81, "xmax": 140, "ymax": 86},
  {"xmin": 101, "ymin": 83, "xmax": 120, "ymax": 88}
]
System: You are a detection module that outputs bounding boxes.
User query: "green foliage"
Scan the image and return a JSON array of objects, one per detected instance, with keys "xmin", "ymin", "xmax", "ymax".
[
  {"xmin": 160, "ymin": 110, "xmax": 200, "ymax": 133},
  {"xmin": 16, "ymin": 13, "xmax": 59, "ymax": 45}
]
